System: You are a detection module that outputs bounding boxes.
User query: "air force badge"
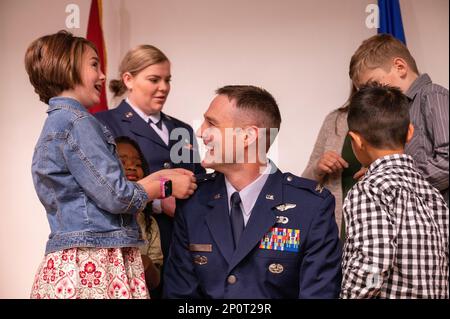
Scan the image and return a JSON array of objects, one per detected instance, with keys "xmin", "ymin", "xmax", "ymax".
[{"xmin": 275, "ymin": 203, "xmax": 297, "ymax": 212}]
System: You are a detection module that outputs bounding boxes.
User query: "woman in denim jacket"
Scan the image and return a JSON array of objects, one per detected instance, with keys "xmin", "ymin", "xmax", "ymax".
[{"xmin": 25, "ymin": 31, "xmax": 196, "ymax": 299}]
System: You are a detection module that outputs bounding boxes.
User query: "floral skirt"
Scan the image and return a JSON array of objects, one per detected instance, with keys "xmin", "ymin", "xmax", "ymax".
[{"xmin": 30, "ymin": 247, "xmax": 149, "ymax": 299}]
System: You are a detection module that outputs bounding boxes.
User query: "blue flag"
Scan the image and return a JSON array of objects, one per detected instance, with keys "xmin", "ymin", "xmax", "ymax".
[{"xmin": 378, "ymin": 0, "xmax": 406, "ymax": 44}]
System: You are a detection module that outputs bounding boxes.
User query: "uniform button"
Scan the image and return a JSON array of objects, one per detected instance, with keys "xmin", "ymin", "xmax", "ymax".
[
  {"xmin": 227, "ymin": 275, "xmax": 237, "ymax": 284},
  {"xmin": 287, "ymin": 176, "xmax": 293, "ymax": 182},
  {"xmin": 163, "ymin": 162, "xmax": 171, "ymax": 169}
]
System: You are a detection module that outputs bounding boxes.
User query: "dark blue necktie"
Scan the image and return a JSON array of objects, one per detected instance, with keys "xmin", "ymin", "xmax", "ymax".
[
  {"xmin": 149, "ymin": 118, "xmax": 162, "ymax": 130},
  {"xmin": 230, "ymin": 192, "xmax": 244, "ymax": 248}
]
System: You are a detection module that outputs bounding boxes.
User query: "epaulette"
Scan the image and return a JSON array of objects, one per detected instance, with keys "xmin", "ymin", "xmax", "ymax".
[
  {"xmin": 195, "ymin": 172, "xmax": 218, "ymax": 183},
  {"xmin": 282, "ymin": 173, "xmax": 331, "ymax": 198}
]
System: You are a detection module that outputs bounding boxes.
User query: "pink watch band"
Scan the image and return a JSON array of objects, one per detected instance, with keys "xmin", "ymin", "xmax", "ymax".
[{"xmin": 159, "ymin": 177, "xmax": 169, "ymax": 199}]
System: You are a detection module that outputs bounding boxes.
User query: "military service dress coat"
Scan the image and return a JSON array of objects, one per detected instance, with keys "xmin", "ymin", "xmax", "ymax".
[{"xmin": 164, "ymin": 168, "xmax": 342, "ymax": 298}]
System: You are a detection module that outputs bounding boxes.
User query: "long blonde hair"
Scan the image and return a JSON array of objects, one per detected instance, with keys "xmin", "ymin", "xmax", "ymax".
[{"xmin": 109, "ymin": 45, "xmax": 169, "ymax": 97}]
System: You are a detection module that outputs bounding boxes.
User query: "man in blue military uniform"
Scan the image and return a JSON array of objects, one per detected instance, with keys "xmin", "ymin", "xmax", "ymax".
[{"xmin": 164, "ymin": 85, "xmax": 342, "ymax": 298}]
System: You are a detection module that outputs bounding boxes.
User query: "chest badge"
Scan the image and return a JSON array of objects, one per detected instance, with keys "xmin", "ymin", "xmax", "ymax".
[
  {"xmin": 275, "ymin": 203, "xmax": 296, "ymax": 212},
  {"xmin": 193, "ymin": 255, "xmax": 208, "ymax": 265},
  {"xmin": 268, "ymin": 263, "xmax": 284, "ymax": 274},
  {"xmin": 125, "ymin": 111, "xmax": 133, "ymax": 118},
  {"xmin": 265, "ymin": 194, "xmax": 274, "ymax": 200},
  {"xmin": 276, "ymin": 216, "xmax": 289, "ymax": 224}
]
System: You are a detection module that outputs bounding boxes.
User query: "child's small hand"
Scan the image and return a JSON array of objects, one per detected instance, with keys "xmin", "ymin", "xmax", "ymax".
[
  {"xmin": 170, "ymin": 174, "xmax": 197, "ymax": 199},
  {"xmin": 169, "ymin": 168, "xmax": 195, "ymax": 176},
  {"xmin": 149, "ymin": 168, "xmax": 194, "ymax": 181},
  {"xmin": 161, "ymin": 197, "xmax": 176, "ymax": 217},
  {"xmin": 141, "ymin": 169, "xmax": 196, "ymax": 200}
]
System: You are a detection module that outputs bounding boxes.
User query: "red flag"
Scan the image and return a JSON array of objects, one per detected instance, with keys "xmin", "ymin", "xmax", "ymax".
[{"xmin": 86, "ymin": 0, "xmax": 108, "ymax": 113}]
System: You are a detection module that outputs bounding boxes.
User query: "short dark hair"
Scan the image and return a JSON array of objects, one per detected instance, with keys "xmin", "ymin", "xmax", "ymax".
[
  {"xmin": 115, "ymin": 136, "xmax": 149, "ymax": 176},
  {"xmin": 347, "ymin": 83, "xmax": 410, "ymax": 149},
  {"xmin": 216, "ymin": 85, "xmax": 281, "ymax": 131},
  {"xmin": 25, "ymin": 30, "xmax": 98, "ymax": 104}
]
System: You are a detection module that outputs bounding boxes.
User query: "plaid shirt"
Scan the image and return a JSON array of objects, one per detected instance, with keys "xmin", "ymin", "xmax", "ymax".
[{"xmin": 341, "ymin": 154, "xmax": 449, "ymax": 299}]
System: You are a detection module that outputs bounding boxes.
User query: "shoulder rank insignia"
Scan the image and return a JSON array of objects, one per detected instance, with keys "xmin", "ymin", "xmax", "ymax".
[
  {"xmin": 275, "ymin": 203, "xmax": 296, "ymax": 211},
  {"xmin": 315, "ymin": 183, "xmax": 324, "ymax": 193}
]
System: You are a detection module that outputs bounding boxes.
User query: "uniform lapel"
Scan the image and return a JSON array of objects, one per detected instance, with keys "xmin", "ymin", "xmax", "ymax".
[
  {"xmin": 205, "ymin": 174, "xmax": 235, "ymax": 265},
  {"xmin": 162, "ymin": 112, "xmax": 177, "ymax": 147},
  {"xmin": 118, "ymin": 101, "xmax": 169, "ymax": 148},
  {"xmin": 228, "ymin": 169, "xmax": 284, "ymax": 272}
]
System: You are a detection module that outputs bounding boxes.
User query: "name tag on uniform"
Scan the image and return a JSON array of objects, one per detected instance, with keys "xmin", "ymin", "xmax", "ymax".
[
  {"xmin": 189, "ymin": 244, "xmax": 212, "ymax": 252},
  {"xmin": 259, "ymin": 227, "xmax": 300, "ymax": 252}
]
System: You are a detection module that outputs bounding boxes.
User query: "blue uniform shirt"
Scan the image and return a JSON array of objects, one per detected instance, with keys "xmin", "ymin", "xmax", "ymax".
[{"xmin": 224, "ymin": 163, "xmax": 271, "ymax": 226}]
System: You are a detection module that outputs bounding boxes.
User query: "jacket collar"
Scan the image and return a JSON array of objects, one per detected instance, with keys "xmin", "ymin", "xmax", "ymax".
[
  {"xmin": 117, "ymin": 100, "xmax": 170, "ymax": 148},
  {"xmin": 47, "ymin": 97, "xmax": 88, "ymax": 114}
]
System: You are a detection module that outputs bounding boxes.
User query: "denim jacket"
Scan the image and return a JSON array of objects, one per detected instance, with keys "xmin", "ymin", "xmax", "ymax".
[{"xmin": 32, "ymin": 97, "xmax": 149, "ymax": 254}]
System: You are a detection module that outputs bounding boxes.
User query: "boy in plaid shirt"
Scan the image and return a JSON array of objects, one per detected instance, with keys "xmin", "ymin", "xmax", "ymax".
[{"xmin": 340, "ymin": 83, "xmax": 448, "ymax": 299}]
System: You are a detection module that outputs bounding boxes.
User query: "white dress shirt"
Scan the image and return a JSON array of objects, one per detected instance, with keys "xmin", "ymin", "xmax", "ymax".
[
  {"xmin": 126, "ymin": 98, "xmax": 168, "ymax": 213},
  {"xmin": 126, "ymin": 98, "xmax": 169, "ymax": 146},
  {"xmin": 224, "ymin": 162, "xmax": 272, "ymax": 226}
]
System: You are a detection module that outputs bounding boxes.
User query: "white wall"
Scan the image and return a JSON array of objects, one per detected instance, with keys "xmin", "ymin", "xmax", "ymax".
[{"xmin": 0, "ymin": 0, "xmax": 447, "ymax": 298}]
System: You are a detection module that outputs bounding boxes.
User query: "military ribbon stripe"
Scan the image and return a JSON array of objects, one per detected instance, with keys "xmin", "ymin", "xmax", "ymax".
[{"xmin": 259, "ymin": 227, "xmax": 300, "ymax": 252}]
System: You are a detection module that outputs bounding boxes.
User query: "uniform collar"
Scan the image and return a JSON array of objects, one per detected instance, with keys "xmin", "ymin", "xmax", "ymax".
[
  {"xmin": 125, "ymin": 97, "xmax": 161, "ymax": 124},
  {"xmin": 205, "ymin": 163, "xmax": 283, "ymax": 267},
  {"xmin": 224, "ymin": 162, "xmax": 272, "ymax": 217}
]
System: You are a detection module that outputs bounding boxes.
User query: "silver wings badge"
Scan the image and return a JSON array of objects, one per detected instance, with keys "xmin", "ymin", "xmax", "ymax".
[{"xmin": 275, "ymin": 203, "xmax": 297, "ymax": 212}]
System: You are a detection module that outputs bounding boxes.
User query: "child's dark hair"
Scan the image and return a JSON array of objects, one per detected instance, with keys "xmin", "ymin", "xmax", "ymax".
[
  {"xmin": 347, "ymin": 83, "xmax": 410, "ymax": 149},
  {"xmin": 115, "ymin": 136, "xmax": 153, "ymax": 233}
]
